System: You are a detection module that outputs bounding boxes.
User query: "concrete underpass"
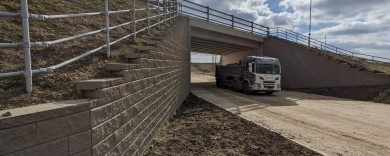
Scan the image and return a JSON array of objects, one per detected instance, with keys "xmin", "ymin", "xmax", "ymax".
[
  {"xmin": 189, "ymin": 17, "xmax": 390, "ymax": 156},
  {"xmin": 190, "ymin": 18, "xmax": 264, "ymax": 65},
  {"xmin": 190, "ymin": 73, "xmax": 390, "ymax": 156}
]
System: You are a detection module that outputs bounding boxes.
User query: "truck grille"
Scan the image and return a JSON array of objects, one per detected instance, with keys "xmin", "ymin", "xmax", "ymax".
[{"xmin": 263, "ymin": 81, "xmax": 275, "ymax": 84}]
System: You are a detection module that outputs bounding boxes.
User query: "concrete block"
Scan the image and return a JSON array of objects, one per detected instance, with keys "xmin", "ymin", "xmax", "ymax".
[
  {"xmin": 106, "ymin": 142, "xmax": 127, "ymax": 156},
  {"xmin": 69, "ymin": 130, "xmax": 92, "ymax": 155},
  {"xmin": 6, "ymin": 137, "xmax": 68, "ymax": 156},
  {"xmin": 76, "ymin": 78, "xmax": 123, "ymax": 91},
  {"xmin": 146, "ymin": 40, "xmax": 160, "ymax": 46},
  {"xmin": 37, "ymin": 111, "xmax": 90, "ymax": 143},
  {"xmin": 125, "ymin": 53, "xmax": 147, "ymax": 64},
  {"xmin": 106, "ymin": 63, "xmax": 139, "ymax": 71},
  {"xmin": 92, "ymin": 115, "xmax": 121, "ymax": 145},
  {"xmin": 137, "ymin": 46, "xmax": 153, "ymax": 53},
  {"xmin": 0, "ymin": 124, "xmax": 37, "ymax": 155},
  {"xmin": 92, "ymin": 135, "xmax": 115, "ymax": 156},
  {"xmin": 62, "ymin": 99, "xmax": 100, "ymax": 115},
  {"xmin": 123, "ymin": 68, "xmax": 151, "ymax": 82},
  {"xmin": 90, "ymin": 99, "xmax": 127, "ymax": 127},
  {"xmin": 71, "ymin": 149, "xmax": 91, "ymax": 156},
  {"xmin": 0, "ymin": 105, "xmax": 65, "ymax": 130},
  {"xmin": 121, "ymin": 104, "xmax": 139, "ymax": 123},
  {"xmin": 152, "ymin": 36, "xmax": 165, "ymax": 41},
  {"xmin": 124, "ymin": 53, "xmax": 147, "ymax": 59}
]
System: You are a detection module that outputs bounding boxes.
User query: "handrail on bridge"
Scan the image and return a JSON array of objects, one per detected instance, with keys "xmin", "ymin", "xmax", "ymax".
[
  {"xmin": 269, "ymin": 27, "xmax": 390, "ymax": 63},
  {"xmin": 181, "ymin": 0, "xmax": 270, "ymax": 37},
  {"xmin": 179, "ymin": 0, "xmax": 390, "ymax": 64},
  {"xmin": 0, "ymin": 0, "xmax": 180, "ymax": 93}
]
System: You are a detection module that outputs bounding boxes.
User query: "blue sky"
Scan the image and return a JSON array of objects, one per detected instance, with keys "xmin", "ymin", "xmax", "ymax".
[{"xmin": 186, "ymin": 0, "xmax": 390, "ymax": 63}]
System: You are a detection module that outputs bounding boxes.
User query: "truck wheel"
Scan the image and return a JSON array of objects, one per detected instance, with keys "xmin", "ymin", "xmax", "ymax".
[
  {"xmin": 265, "ymin": 92, "xmax": 273, "ymax": 95},
  {"xmin": 243, "ymin": 82, "xmax": 251, "ymax": 95},
  {"xmin": 216, "ymin": 79, "xmax": 222, "ymax": 88},
  {"xmin": 233, "ymin": 80, "xmax": 239, "ymax": 92}
]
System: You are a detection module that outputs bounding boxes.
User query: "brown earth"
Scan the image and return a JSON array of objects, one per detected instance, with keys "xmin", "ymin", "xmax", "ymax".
[
  {"xmin": 0, "ymin": 0, "xmax": 167, "ymax": 110},
  {"xmin": 145, "ymin": 93, "xmax": 321, "ymax": 156},
  {"xmin": 190, "ymin": 73, "xmax": 390, "ymax": 155}
]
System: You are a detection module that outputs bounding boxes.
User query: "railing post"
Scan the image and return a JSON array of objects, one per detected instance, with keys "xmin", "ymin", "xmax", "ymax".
[
  {"xmin": 336, "ymin": 47, "xmax": 338, "ymax": 54},
  {"xmin": 163, "ymin": 0, "xmax": 167, "ymax": 26},
  {"xmin": 251, "ymin": 22, "xmax": 254, "ymax": 34},
  {"xmin": 285, "ymin": 29, "xmax": 287, "ymax": 40},
  {"xmin": 147, "ymin": 0, "xmax": 150, "ymax": 35},
  {"xmin": 175, "ymin": 0, "xmax": 178, "ymax": 20},
  {"xmin": 206, "ymin": 6, "xmax": 210, "ymax": 22},
  {"xmin": 276, "ymin": 27, "xmax": 279, "ymax": 37},
  {"xmin": 320, "ymin": 42, "xmax": 322, "ymax": 50},
  {"xmin": 157, "ymin": 0, "xmax": 161, "ymax": 30},
  {"xmin": 231, "ymin": 15, "xmax": 234, "ymax": 29},
  {"xmin": 295, "ymin": 32, "xmax": 298, "ymax": 42},
  {"xmin": 104, "ymin": 0, "xmax": 111, "ymax": 58},
  {"xmin": 132, "ymin": 0, "xmax": 136, "ymax": 40},
  {"xmin": 169, "ymin": 0, "xmax": 172, "ymax": 23},
  {"xmin": 173, "ymin": 0, "xmax": 176, "ymax": 21},
  {"xmin": 267, "ymin": 27, "xmax": 270, "ymax": 37},
  {"xmin": 21, "ymin": 0, "xmax": 32, "ymax": 93}
]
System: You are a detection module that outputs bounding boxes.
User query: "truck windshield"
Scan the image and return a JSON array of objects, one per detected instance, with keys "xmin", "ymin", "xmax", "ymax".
[{"xmin": 256, "ymin": 64, "xmax": 280, "ymax": 74}]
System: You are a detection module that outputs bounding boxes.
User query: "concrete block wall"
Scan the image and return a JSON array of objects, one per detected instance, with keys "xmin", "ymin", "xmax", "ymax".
[
  {"xmin": 264, "ymin": 37, "xmax": 390, "ymax": 89},
  {"xmin": 0, "ymin": 17, "xmax": 191, "ymax": 156}
]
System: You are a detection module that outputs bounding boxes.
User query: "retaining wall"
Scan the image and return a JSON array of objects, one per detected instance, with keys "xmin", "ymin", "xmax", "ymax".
[
  {"xmin": 0, "ymin": 17, "xmax": 191, "ymax": 156},
  {"xmin": 263, "ymin": 37, "xmax": 390, "ymax": 89}
]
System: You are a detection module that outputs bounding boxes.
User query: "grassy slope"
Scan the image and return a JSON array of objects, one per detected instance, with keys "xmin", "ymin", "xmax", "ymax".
[{"xmin": 0, "ymin": 0, "xmax": 164, "ymax": 110}]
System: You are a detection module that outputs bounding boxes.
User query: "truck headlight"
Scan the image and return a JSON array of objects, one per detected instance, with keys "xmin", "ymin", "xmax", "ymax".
[{"xmin": 259, "ymin": 76, "xmax": 264, "ymax": 80}]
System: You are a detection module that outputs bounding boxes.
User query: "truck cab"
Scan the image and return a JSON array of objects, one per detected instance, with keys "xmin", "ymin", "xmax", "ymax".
[
  {"xmin": 245, "ymin": 56, "xmax": 281, "ymax": 94},
  {"xmin": 215, "ymin": 56, "xmax": 281, "ymax": 95}
]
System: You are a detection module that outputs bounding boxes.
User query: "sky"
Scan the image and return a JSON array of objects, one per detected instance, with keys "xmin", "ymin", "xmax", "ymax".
[{"xmin": 185, "ymin": 0, "xmax": 390, "ymax": 63}]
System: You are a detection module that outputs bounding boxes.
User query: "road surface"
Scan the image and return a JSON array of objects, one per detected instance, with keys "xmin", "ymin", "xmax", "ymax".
[{"xmin": 191, "ymin": 73, "xmax": 390, "ymax": 156}]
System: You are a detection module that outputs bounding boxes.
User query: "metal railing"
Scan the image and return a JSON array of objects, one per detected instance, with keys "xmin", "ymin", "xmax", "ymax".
[
  {"xmin": 180, "ymin": 0, "xmax": 270, "ymax": 37},
  {"xmin": 0, "ymin": 0, "xmax": 179, "ymax": 93},
  {"xmin": 269, "ymin": 27, "xmax": 390, "ymax": 63},
  {"xmin": 179, "ymin": 0, "xmax": 390, "ymax": 64}
]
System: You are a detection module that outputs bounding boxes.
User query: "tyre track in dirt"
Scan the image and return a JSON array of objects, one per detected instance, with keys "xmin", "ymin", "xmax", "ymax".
[{"xmin": 191, "ymin": 73, "xmax": 390, "ymax": 156}]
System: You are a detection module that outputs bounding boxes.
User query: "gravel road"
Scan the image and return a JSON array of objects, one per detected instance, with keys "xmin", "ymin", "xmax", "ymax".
[{"xmin": 191, "ymin": 73, "xmax": 390, "ymax": 156}]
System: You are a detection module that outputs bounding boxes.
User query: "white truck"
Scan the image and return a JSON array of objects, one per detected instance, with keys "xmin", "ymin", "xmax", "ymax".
[{"xmin": 215, "ymin": 56, "xmax": 281, "ymax": 95}]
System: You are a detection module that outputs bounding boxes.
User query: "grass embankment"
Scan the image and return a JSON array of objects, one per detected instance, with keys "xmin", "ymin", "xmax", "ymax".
[{"xmin": 0, "ymin": 0, "xmax": 167, "ymax": 110}]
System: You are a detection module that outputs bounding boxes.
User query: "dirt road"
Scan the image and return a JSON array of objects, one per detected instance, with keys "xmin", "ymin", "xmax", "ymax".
[{"xmin": 191, "ymin": 73, "xmax": 390, "ymax": 156}]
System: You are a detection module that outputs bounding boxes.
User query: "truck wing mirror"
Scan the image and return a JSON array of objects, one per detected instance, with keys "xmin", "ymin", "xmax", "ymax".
[{"xmin": 248, "ymin": 62, "xmax": 254, "ymax": 73}]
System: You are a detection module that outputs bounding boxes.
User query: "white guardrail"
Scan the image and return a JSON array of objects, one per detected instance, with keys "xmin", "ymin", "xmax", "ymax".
[{"xmin": 0, "ymin": 0, "xmax": 180, "ymax": 93}]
